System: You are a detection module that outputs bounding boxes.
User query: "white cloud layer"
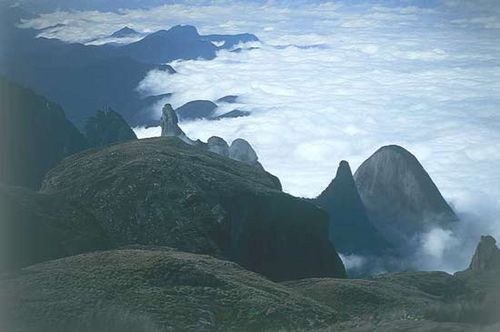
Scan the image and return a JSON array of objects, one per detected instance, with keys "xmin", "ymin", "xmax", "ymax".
[{"xmin": 21, "ymin": 1, "xmax": 500, "ymax": 273}]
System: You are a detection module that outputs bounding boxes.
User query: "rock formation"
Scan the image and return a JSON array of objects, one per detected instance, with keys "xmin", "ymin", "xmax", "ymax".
[
  {"xmin": 160, "ymin": 104, "xmax": 194, "ymax": 145},
  {"xmin": 40, "ymin": 137, "xmax": 344, "ymax": 281},
  {"xmin": 315, "ymin": 160, "xmax": 390, "ymax": 255},
  {"xmin": 468, "ymin": 235, "xmax": 500, "ymax": 273},
  {"xmin": 0, "ymin": 77, "xmax": 87, "ymax": 189},
  {"xmin": 207, "ymin": 136, "xmax": 229, "ymax": 157},
  {"xmin": 229, "ymin": 138, "xmax": 261, "ymax": 168},
  {"xmin": 84, "ymin": 108, "xmax": 137, "ymax": 148},
  {"xmin": 160, "ymin": 104, "xmax": 261, "ymax": 168},
  {"xmin": 354, "ymin": 145, "xmax": 458, "ymax": 246}
]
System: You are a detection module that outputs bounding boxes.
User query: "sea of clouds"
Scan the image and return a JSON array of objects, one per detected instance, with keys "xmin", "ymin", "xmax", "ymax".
[{"xmin": 23, "ymin": 0, "xmax": 500, "ymax": 273}]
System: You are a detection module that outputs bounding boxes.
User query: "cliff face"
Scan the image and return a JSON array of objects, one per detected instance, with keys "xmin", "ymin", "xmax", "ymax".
[
  {"xmin": 0, "ymin": 77, "xmax": 87, "ymax": 189},
  {"xmin": 40, "ymin": 137, "xmax": 345, "ymax": 281},
  {"xmin": 354, "ymin": 145, "xmax": 458, "ymax": 246},
  {"xmin": 316, "ymin": 161, "xmax": 390, "ymax": 255}
]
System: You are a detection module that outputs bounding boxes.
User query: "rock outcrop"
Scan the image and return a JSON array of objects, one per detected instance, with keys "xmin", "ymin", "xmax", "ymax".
[
  {"xmin": 229, "ymin": 138, "xmax": 261, "ymax": 168},
  {"xmin": 160, "ymin": 104, "xmax": 261, "ymax": 168},
  {"xmin": 207, "ymin": 136, "xmax": 229, "ymax": 157},
  {"xmin": 84, "ymin": 108, "xmax": 137, "ymax": 148},
  {"xmin": 40, "ymin": 137, "xmax": 345, "ymax": 281},
  {"xmin": 354, "ymin": 145, "xmax": 458, "ymax": 246},
  {"xmin": 315, "ymin": 161, "xmax": 390, "ymax": 255},
  {"xmin": 468, "ymin": 235, "xmax": 500, "ymax": 273},
  {"xmin": 0, "ymin": 77, "xmax": 87, "ymax": 189},
  {"xmin": 160, "ymin": 104, "xmax": 194, "ymax": 145}
]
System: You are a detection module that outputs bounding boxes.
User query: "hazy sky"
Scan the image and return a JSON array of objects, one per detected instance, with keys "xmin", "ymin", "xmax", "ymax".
[{"xmin": 19, "ymin": 0, "xmax": 500, "ymax": 272}]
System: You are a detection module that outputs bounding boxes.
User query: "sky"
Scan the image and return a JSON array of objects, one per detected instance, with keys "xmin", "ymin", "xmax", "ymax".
[{"xmin": 18, "ymin": 0, "xmax": 500, "ymax": 272}]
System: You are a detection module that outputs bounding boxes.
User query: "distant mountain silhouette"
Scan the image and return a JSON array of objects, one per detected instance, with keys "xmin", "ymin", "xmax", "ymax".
[
  {"xmin": 84, "ymin": 108, "xmax": 137, "ymax": 148},
  {"xmin": 0, "ymin": 8, "xmax": 258, "ymax": 127},
  {"xmin": 110, "ymin": 26, "xmax": 139, "ymax": 38},
  {"xmin": 176, "ymin": 100, "xmax": 218, "ymax": 121}
]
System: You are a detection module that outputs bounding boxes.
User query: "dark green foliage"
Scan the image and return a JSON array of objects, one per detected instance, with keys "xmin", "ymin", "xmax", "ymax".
[
  {"xmin": 0, "ymin": 77, "xmax": 87, "ymax": 189},
  {"xmin": 0, "ymin": 248, "xmax": 339, "ymax": 332},
  {"xmin": 424, "ymin": 298, "xmax": 500, "ymax": 325},
  {"xmin": 84, "ymin": 108, "xmax": 137, "ymax": 148},
  {"xmin": 0, "ymin": 184, "xmax": 110, "ymax": 271}
]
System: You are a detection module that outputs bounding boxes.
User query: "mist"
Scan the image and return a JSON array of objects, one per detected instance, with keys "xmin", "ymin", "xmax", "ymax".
[{"xmin": 23, "ymin": 0, "xmax": 500, "ymax": 274}]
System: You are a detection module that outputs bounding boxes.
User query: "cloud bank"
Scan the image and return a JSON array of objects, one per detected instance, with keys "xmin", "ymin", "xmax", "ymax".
[{"xmin": 20, "ymin": 1, "xmax": 500, "ymax": 273}]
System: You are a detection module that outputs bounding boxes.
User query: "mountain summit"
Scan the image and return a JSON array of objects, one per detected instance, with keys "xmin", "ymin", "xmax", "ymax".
[
  {"xmin": 354, "ymin": 145, "xmax": 458, "ymax": 246},
  {"xmin": 316, "ymin": 161, "xmax": 389, "ymax": 255}
]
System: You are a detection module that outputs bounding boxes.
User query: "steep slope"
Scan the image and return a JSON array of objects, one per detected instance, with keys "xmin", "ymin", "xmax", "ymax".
[
  {"xmin": 0, "ymin": 248, "xmax": 339, "ymax": 332},
  {"xmin": 0, "ymin": 77, "xmax": 87, "ymax": 189},
  {"xmin": 0, "ymin": 183, "xmax": 109, "ymax": 271},
  {"xmin": 40, "ymin": 137, "xmax": 345, "ymax": 281},
  {"xmin": 84, "ymin": 108, "xmax": 137, "ymax": 148},
  {"xmin": 354, "ymin": 145, "xmax": 458, "ymax": 246},
  {"xmin": 315, "ymin": 161, "xmax": 390, "ymax": 255}
]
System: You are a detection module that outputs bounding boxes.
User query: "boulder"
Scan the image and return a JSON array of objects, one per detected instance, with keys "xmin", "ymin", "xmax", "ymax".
[
  {"xmin": 207, "ymin": 136, "xmax": 229, "ymax": 157},
  {"xmin": 229, "ymin": 138, "xmax": 260, "ymax": 167}
]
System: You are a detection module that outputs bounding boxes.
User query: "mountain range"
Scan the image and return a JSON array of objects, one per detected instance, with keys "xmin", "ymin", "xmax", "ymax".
[{"xmin": 0, "ymin": 5, "xmax": 258, "ymax": 127}]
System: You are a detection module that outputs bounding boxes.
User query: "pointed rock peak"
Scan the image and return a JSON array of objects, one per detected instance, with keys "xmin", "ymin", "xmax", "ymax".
[
  {"xmin": 315, "ymin": 159, "xmax": 390, "ymax": 256},
  {"xmin": 469, "ymin": 235, "xmax": 500, "ymax": 272},
  {"xmin": 160, "ymin": 104, "xmax": 183, "ymax": 137},
  {"xmin": 336, "ymin": 160, "xmax": 353, "ymax": 178},
  {"xmin": 111, "ymin": 26, "xmax": 138, "ymax": 37}
]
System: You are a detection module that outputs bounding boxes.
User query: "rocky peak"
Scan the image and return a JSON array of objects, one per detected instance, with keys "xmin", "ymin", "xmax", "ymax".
[
  {"xmin": 207, "ymin": 136, "xmax": 229, "ymax": 157},
  {"xmin": 354, "ymin": 145, "xmax": 458, "ymax": 246},
  {"xmin": 469, "ymin": 235, "xmax": 500, "ymax": 273},
  {"xmin": 316, "ymin": 160, "xmax": 389, "ymax": 256},
  {"xmin": 229, "ymin": 138, "xmax": 259, "ymax": 167},
  {"xmin": 84, "ymin": 108, "xmax": 137, "ymax": 148},
  {"xmin": 160, "ymin": 104, "xmax": 191, "ymax": 141}
]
